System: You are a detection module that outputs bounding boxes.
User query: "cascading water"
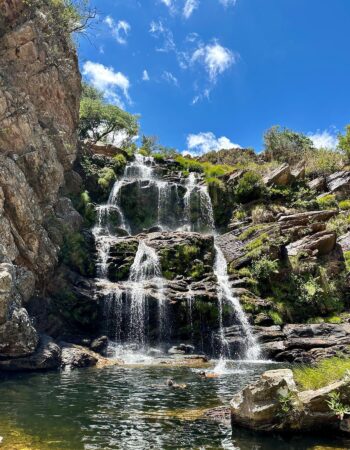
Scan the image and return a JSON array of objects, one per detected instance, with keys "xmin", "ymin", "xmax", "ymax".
[
  {"xmin": 214, "ymin": 244, "xmax": 261, "ymax": 362},
  {"xmin": 94, "ymin": 151, "xmax": 260, "ymax": 361},
  {"xmin": 127, "ymin": 240, "xmax": 165, "ymax": 347}
]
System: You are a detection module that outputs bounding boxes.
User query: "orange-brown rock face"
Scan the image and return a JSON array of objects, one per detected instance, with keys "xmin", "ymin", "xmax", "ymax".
[{"xmin": 0, "ymin": 0, "xmax": 81, "ymax": 357}]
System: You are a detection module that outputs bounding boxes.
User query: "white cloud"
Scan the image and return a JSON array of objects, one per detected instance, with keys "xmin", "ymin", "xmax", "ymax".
[
  {"xmin": 142, "ymin": 70, "xmax": 150, "ymax": 81},
  {"xmin": 192, "ymin": 88, "xmax": 210, "ymax": 105},
  {"xmin": 162, "ymin": 71, "xmax": 179, "ymax": 86},
  {"xmin": 186, "ymin": 131, "xmax": 241, "ymax": 155},
  {"xmin": 149, "ymin": 20, "xmax": 175, "ymax": 52},
  {"xmin": 105, "ymin": 16, "xmax": 131, "ymax": 45},
  {"xmin": 82, "ymin": 61, "xmax": 131, "ymax": 108},
  {"xmin": 309, "ymin": 129, "xmax": 338, "ymax": 149},
  {"xmin": 183, "ymin": 0, "xmax": 199, "ymax": 18},
  {"xmin": 160, "ymin": 0, "xmax": 176, "ymax": 13},
  {"xmin": 219, "ymin": 0, "xmax": 237, "ymax": 7},
  {"xmin": 191, "ymin": 41, "xmax": 236, "ymax": 82}
]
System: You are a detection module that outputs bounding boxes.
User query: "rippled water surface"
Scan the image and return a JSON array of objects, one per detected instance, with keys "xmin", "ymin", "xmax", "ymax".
[{"xmin": 0, "ymin": 362, "xmax": 349, "ymax": 449}]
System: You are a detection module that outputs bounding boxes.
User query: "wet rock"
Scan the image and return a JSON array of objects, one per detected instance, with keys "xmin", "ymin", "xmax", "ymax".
[
  {"xmin": 90, "ymin": 336, "xmax": 108, "ymax": 356},
  {"xmin": 60, "ymin": 342, "xmax": 98, "ymax": 369},
  {"xmin": 168, "ymin": 343, "xmax": 195, "ymax": 355},
  {"xmin": 0, "ymin": 335, "xmax": 61, "ymax": 372},
  {"xmin": 263, "ymin": 164, "xmax": 292, "ymax": 186}
]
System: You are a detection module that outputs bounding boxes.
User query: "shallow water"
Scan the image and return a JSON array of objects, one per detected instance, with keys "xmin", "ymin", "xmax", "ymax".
[{"xmin": 0, "ymin": 361, "xmax": 349, "ymax": 449}]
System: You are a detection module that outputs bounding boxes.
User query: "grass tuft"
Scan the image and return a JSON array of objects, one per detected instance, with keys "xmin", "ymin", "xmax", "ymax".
[{"xmin": 293, "ymin": 357, "xmax": 350, "ymax": 390}]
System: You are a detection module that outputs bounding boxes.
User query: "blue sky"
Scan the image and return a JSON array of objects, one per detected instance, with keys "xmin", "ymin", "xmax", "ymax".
[{"xmin": 78, "ymin": 0, "xmax": 350, "ymax": 155}]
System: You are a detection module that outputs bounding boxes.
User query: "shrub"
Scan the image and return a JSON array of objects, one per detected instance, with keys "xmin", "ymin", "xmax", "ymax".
[
  {"xmin": 264, "ymin": 125, "xmax": 314, "ymax": 164},
  {"xmin": 234, "ymin": 171, "xmax": 265, "ymax": 203},
  {"xmin": 175, "ymin": 156, "xmax": 204, "ymax": 173},
  {"xmin": 98, "ymin": 167, "xmax": 116, "ymax": 190},
  {"xmin": 113, "ymin": 154, "xmax": 127, "ymax": 173},
  {"xmin": 338, "ymin": 124, "xmax": 350, "ymax": 162},
  {"xmin": 269, "ymin": 310, "xmax": 284, "ymax": 325},
  {"xmin": 305, "ymin": 148, "xmax": 344, "ymax": 176},
  {"xmin": 294, "ymin": 357, "xmax": 350, "ymax": 390},
  {"xmin": 344, "ymin": 251, "xmax": 350, "ymax": 272},
  {"xmin": 251, "ymin": 256, "xmax": 279, "ymax": 283},
  {"xmin": 339, "ymin": 199, "xmax": 350, "ymax": 210},
  {"xmin": 326, "ymin": 213, "xmax": 350, "ymax": 236},
  {"xmin": 316, "ymin": 194, "xmax": 337, "ymax": 209}
]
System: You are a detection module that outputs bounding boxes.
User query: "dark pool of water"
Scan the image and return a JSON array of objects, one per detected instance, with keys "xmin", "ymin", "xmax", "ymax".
[{"xmin": 0, "ymin": 362, "xmax": 349, "ymax": 449}]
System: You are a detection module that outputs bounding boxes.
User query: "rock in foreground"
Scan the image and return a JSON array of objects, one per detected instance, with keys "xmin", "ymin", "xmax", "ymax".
[{"xmin": 230, "ymin": 368, "xmax": 350, "ymax": 433}]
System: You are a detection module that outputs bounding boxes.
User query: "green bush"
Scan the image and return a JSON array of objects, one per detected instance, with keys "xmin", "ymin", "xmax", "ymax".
[
  {"xmin": 294, "ymin": 357, "xmax": 350, "ymax": 390},
  {"xmin": 234, "ymin": 171, "xmax": 265, "ymax": 203},
  {"xmin": 113, "ymin": 154, "xmax": 127, "ymax": 173},
  {"xmin": 316, "ymin": 194, "xmax": 337, "ymax": 209},
  {"xmin": 339, "ymin": 199, "xmax": 350, "ymax": 210},
  {"xmin": 98, "ymin": 167, "xmax": 116, "ymax": 190},
  {"xmin": 326, "ymin": 213, "xmax": 350, "ymax": 235},
  {"xmin": 251, "ymin": 256, "xmax": 278, "ymax": 283}
]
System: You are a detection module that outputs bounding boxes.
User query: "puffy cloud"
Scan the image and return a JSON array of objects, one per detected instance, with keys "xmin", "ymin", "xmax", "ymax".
[
  {"xmin": 162, "ymin": 70, "xmax": 179, "ymax": 86},
  {"xmin": 309, "ymin": 129, "xmax": 338, "ymax": 149},
  {"xmin": 183, "ymin": 0, "xmax": 199, "ymax": 18},
  {"xmin": 219, "ymin": 0, "xmax": 237, "ymax": 6},
  {"xmin": 142, "ymin": 70, "xmax": 150, "ymax": 81},
  {"xmin": 186, "ymin": 131, "xmax": 241, "ymax": 155},
  {"xmin": 82, "ymin": 61, "xmax": 131, "ymax": 108},
  {"xmin": 149, "ymin": 20, "xmax": 175, "ymax": 52},
  {"xmin": 105, "ymin": 16, "xmax": 131, "ymax": 45},
  {"xmin": 160, "ymin": 0, "xmax": 176, "ymax": 13},
  {"xmin": 191, "ymin": 41, "xmax": 236, "ymax": 82}
]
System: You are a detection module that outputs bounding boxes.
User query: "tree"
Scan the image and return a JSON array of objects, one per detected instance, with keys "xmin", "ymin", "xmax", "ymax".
[
  {"xmin": 79, "ymin": 83, "xmax": 139, "ymax": 145},
  {"xmin": 264, "ymin": 125, "xmax": 314, "ymax": 164},
  {"xmin": 338, "ymin": 125, "xmax": 350, "ymax": 162}
]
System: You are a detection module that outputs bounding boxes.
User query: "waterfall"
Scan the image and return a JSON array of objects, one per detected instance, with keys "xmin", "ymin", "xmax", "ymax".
[
  {"xmin": 93, "ymin": 151, "xmax": 260, "ymax": 361},
  {"xmin": 127, "ymin": 241, "xmax": 166, "ymax": 347},
  {"xmin": 213, "ymin": 244, "xmax": 261, "ymax": 361}
]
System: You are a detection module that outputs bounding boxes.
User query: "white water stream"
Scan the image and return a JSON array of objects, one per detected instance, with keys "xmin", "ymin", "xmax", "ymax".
[{"xmin": 94, "ymin": 152, "xmax": 261, "ymax": 362}]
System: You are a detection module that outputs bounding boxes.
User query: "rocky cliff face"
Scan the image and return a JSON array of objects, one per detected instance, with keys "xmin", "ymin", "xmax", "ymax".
[{"xmin": 0, "ymin": 0, "xmax": 81, "ymax": 357}]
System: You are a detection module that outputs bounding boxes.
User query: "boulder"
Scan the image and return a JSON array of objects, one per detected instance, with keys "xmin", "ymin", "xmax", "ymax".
[
  {"xmin": 307, "ymin": 176, "xmax": 326, "ymax": 192},
  {"xmin": 60, "ymin": 342, "xmax": 98, "ymax": 369},
  {"xmin": 0, "ymin": 335, "xmax": 61, "ymax": 371},
  {"xmin": 0, "ymin": 263, "xmax": 38, "ymax": 357},
  {"xmin": 286, "ymin": 230, "xmax": 336, "ymax": 257},
  {"xmin": 263, "ymin": 164, "xmax": 292, "ymax": 186},
  {"xmin": 230, "ymin": 369, "xmax": 297, "ymax": 431},
  {"xmin": 230, "ymin": 369, "xmax": 350, "ymax": 432},
  {"xmin": 327, "ymin": 171, "xmax": 350, "ymax": 199},
  {"xmin": 90, "ymin": 336, "xmax": 108, "ymax": 356}
]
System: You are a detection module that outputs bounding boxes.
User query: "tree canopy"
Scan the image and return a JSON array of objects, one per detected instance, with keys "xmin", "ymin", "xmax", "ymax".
[
  {"xmin": 79, "ymin": 83, "xmax": 139, "ymax": 145},
  {"xmin": 264, "ymin": 125, "xmax": 315, "ymax": 164}
]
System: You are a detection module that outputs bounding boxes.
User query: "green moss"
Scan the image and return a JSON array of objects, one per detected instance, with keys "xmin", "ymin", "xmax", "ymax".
[
  {"xmin": 238, "ymin": 224, "xmax": 266, "ymax": 241},
  {"xmin": 244, "ymin": 233, "xmax": 270, "ymax": 252},
  {"xmin": 60, "ymin": 231, "xmax": 94, "ymax": 277},
  {"xmin": 294, "ymin": 357, "xmax": 350, "ymax": 390},
  {"xmin": 53, "ymin": 286, "xmax": 98, "ymax": 329}
]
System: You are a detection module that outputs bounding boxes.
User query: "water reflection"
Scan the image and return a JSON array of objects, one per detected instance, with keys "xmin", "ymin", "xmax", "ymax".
[{"xmin": 0, "ymin": 364, "xmax": 349, "ymax": 449}]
